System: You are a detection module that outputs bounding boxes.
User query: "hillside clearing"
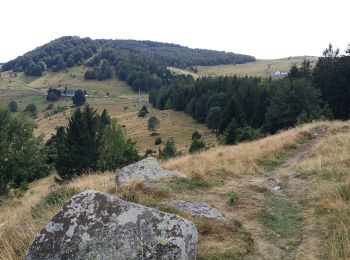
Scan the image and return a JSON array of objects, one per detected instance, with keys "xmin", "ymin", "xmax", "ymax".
[
  {"xmin": 0, "ymin": 67, "xmax": 217, "ymax": 153},
  {"xmin": 169, "ymin": 56, "xmax": 318, "ymax": 78}
]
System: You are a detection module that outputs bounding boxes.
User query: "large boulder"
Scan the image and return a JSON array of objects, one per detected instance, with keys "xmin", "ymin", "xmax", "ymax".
[
  {"xmin": 169, "ymin": 200, "xmax": 225, "ymax": 220},
  {"xmin": 27, "ymin": 190, "xmax": 198, "ymax": 260},
  {"xmin": 116, "ymin": 157, "xmax": 185, "ymax": 186}
]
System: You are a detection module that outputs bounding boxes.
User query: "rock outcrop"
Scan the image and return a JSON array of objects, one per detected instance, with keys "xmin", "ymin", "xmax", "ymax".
[
  {"xmin": 168, "ymin": 200, "xmax": 225, "ymax": 220},
  {"xmin": 116, "ymin": 157, "xmax": 185, "ymax": 186},
  {"xmin": 27, "ymin": 190, "xmax": 198, "ymax": 260}
]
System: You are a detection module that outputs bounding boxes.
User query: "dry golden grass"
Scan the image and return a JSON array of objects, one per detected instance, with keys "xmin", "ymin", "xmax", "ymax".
[
  {"xmin": 0, "ymin": 172, "xmax": 115, "ymax": 260},
  {"xmin": 0, "ymin": 120, "xmax": 346, "ymax": 259},
  {"xmin": 0, "ymin": 67, "xmax": 217, "ymax": 153},
  {"xmin": 163, "ymin": 121, "xmax": 339, "ymax": 180},
  {"xmin": 297, "ymin": 122, "xmax": 350, "ymax": 259},
  {"xmin": 167, "ymin": 67, "xmax": 199, "ymax": 79},
  {"xmin": 195, "ymin": 56, "xmax": 318, "ymax": 77}
]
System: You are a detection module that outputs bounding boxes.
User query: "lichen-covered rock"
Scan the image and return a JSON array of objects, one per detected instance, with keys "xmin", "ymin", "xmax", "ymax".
[
  {"xmin": 116, "ymin": 157, "xmax": 185, "ymax": 186},
  {"xmin": 169, "ymin": 200, "xmax": 224, "ymax": 220},
  {"xmin": 27, "ymin": 190, "xmax": 198, "ymax": 260}
]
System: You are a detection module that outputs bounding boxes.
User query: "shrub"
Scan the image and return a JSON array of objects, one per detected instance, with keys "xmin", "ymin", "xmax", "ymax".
[
  {"xmin": 192, "ymin": 130, "xmax": 202, "ymax": 140},
  {"xmin": 138, "ymin": 105, "xmax": 149, "ymax": 118},
  {"xmin": 144, "ymin": 149, "xmax": 155, "ymax": 157},
  {"xmin": 159, "ymin": 139, "xmax": 178, "ymax": 159},
  {"xmin": 24, "ymin": 103, "xmax": 37, "ymax": 114},
  {"xmin": 227, "ymin": 191, "xmax": 239, "ymax": 205},
  {"xmin": 31, "ymin": 187, "xmax": 78, "ymax": 219},
  {"xmin": 8, "ymin": 101, "xmax": 18, "ymax": 112},
  {"xmin": 155, "ymin": 137, "xmax": 162, "ymax": 145},
  {"xmin": 189, "ymin": 138, "xmax": 206, "ymax": 153}
]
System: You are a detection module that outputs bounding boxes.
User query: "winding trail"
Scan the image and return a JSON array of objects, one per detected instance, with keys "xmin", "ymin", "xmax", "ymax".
[{"xmin": 204, "ymin": 126, "xmax": 328, "ymax": 259}]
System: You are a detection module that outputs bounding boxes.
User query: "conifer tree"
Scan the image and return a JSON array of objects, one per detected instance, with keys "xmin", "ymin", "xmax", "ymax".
[{"xmin": 56, "ymin": 105, "xmax": 101, "ymax": 179}]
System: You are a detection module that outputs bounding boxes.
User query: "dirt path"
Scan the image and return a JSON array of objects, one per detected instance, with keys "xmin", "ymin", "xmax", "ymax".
[{"xmin": 203, "ymin": 126, "xmax": 328, "ymax": 259}]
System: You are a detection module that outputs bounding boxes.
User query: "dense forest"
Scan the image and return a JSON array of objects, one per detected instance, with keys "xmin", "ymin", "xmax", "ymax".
[
  {"xmin": 150, "ymin": 44, "xmax": 350, "ymax": 143},
  {"xmin": 1, "ymin": 36, "xmax": 255, "ymax": 91}
]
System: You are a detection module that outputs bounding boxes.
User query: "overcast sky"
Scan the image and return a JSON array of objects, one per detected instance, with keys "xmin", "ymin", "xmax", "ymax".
[{"xmin": 0, "ymin": 0, "xmax": 349, "ymax": 62}]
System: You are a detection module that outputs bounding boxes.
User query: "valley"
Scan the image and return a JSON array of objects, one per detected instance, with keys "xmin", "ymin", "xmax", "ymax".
[{"xmin": 0, "ymin": 67, "xmax": 217, "ymax": 153}]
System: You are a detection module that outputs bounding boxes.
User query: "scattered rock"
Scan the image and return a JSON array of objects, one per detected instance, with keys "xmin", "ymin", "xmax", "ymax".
[
  {"xmin": 248, "ymin": 184, "xmax": 268, "ymax": 193},
  {"xmin": 168, "ymin": 200, "xmax": 224, "ymax": 220},
  {"xmin": 292, "ymin": 171, "xmax": 302, "ymax": 178},
  {"xmin": 116, "ymin": 157, "xmax": 185, "ymax": 186},
  {"xmin": 342, "ymin": 123, "xmax": 350, "ymax": 130},
  {"xmin": 27, "ymin": 190, "xmax": 198, "ymax": 260}
]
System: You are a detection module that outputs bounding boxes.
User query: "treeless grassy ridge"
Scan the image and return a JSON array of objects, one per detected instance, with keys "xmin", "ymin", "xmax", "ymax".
[
  {"xmin": 0, "ymin": 67, "xmax": 217, "ymax": 153},
  {"xmin": 2, "ymin": 121, "xmax": 347, "ymax": 259},
  {"xmin": 169, "ymin": 56, "xmax": 318, "ymax": 78}
]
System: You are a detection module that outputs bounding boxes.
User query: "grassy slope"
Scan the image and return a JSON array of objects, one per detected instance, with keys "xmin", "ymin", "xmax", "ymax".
[
  {"xmin": 169, "ymin": 56, "xmax": 318, "ymax": 78},
  {"xmin": 1, "ymin": 121, "xmax": 348, "ymax": 259},
  {"xmin": 0, "ymin": 67, "xmax": 217, "ymax": 153}
]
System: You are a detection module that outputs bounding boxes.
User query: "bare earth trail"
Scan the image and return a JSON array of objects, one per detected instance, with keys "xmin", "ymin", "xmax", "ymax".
[{"xmin": 197, "ymin": 126, "xmax": 328, "ymax": 259}]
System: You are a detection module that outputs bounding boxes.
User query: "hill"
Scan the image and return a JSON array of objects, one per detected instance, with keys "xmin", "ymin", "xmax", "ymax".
[
  {"xmin": 0, "ymin": 67, "xmax": 217, "ymax": 153},
  {"xmin": 168, "ymin": 56, "xmax": 319, "ymax": 78},
  {"xmin": 1, "ymin": 36, "xmax": 255, "ymax": 93},
  {"xmin": 1, "ymin": 120, "xmax": 349, "ymax": 259}
]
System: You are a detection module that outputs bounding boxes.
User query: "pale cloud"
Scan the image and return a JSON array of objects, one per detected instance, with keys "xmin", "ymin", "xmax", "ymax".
[{"xmin": 0, "ymin": 0, "xmax": 349, "ymax": 62}]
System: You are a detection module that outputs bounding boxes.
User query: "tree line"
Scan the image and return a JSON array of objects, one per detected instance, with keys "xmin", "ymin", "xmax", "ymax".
[{"xmin": 149, "ymin": 44, "xmax": 350, "ymax": 144}]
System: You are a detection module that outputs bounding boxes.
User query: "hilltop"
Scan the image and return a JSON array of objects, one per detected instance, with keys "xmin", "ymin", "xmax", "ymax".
[
  {"xmin": 1, "ymin": 36, "xmax": 255, "ymax": 93},
  {"xmin": 1, "ymin": 120, "xmax": 349, "ymax": 259}
]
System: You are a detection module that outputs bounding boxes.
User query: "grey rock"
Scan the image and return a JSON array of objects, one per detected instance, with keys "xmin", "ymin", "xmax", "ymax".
[
  {"xmin": 27, "ymin": 190, "xmax": 198, "ymax": 260},
  {"xmin": 116, "ymin": 157, "xmax": 185, "ymax": 186},
  {"xmin": 342, "ymin": 123, "xmax": 350, "ymax": 130},
  {"xmin": 168, "ymin": 200, "xmax": 224, "ymax": 220}
]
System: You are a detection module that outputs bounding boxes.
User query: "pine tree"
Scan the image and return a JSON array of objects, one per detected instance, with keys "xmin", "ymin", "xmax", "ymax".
[{"xmin": 56, "ymin": 105, "xmax": 101, "ymax": 179}]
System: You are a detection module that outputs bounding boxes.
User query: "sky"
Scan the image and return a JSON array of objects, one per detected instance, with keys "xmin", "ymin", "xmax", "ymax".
[{"xmin": 0, "ymin": 0, "xmax": 349, "ymax": 62}]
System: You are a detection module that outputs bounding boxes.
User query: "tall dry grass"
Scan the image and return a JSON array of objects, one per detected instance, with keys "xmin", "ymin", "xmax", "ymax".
[
  {"xmin": 0, "ymin": 121, "xmax": 344, "ymax": 259},
  {"xmin": 163, "ymin": 121, "xmax": 339, "ymax": 179},
  {"xmin": 0, "ymin": 172, "xmax": 115, "ymax": 260},
  {"xmin": 297, "ymin": 122, "xmax": 350, "ymax": 259}
]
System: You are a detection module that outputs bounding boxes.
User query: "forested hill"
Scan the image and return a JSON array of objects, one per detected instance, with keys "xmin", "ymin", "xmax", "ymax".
[{"xmin": 1, "ymin": 36, "xmax": 255, "ymax": 91}]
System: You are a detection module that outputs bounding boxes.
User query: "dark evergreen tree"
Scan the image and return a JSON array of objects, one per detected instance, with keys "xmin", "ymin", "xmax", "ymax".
[
  {"xmin": 100, "ymin": 109, "xmax": 111, "ymax": 127},
  {"xmin": 56, "ymin": 105, "xmax": 101, "ymax": 179},
  {"xmin": 206, "ymin": 106, "xmax": 222, "ymax": 132},
  {"xmin": 160, "ymin": 139, "xmax": 177, "ymax": 159},
  {"xmin": 25, "ymin": 103, "xmax": 37, "ymax": 114},
  {"xmin": 8, "ymin": 101, "xmax": 18, "ymax": 112},
  {"xmin": 72, "ymin": 89, "xmax": 86, "ymax": 106},
  {"xmin": 138, "ymin": 105, "xmax": 149, "ymax": 118}
]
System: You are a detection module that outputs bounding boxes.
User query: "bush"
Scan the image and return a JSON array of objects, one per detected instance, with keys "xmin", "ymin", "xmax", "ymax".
[
  {"xmin": 227, "ymin": 191, "xmax": 239, "ymax": 205},
  {"xmin": 30, "ymin": 187, "xmax": 78, "ymax": 219},
  {"xmin": 8, "ymin": 101, "xmax": 18, "ymax": 112},
  {"xmin": 155, "ymin": 137, "xmax": 162, "ymax": 145},
  {"xmin": 144, "ymin": 149, "xmax": 156, "ymax": 158},
  {"xmin": 24, "ymin": 103, "xmax": 37, "ymax": 114},
  {"xmin": 46, "ymin": 88, "xmax": 61, "ymax": 101},
  {"xmin": 192, "ymin": 130, "xmax": 202, "ymax": 140},
  {"xmin": 46, "ymin": 103, "xmax": 55, "ymax": 110},
  {"xmin": 189, "ymin": 138, "xmax": 206, "ymax": 153},
  {"xmin": 160, "ymin": 139, "xmax": 178, "ymax": 159},
  {"xmin": 147, "ymin": 116, "xmax": 160, "ymax": 134},
  {"xmin": 138, "ymin": 105, "xmax": 149, "ymax": 118}
]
